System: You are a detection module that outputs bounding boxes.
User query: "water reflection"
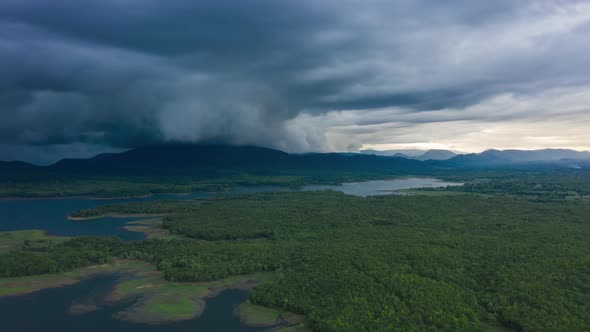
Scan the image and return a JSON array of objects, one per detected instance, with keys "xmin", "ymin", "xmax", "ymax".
[
  {"xmin": 0, "ymin": 274, "xmax": 267, "ymax": 332},
  {"xmin": 0, "ymin": 178, "xmax": 462, "ymax": 238}
]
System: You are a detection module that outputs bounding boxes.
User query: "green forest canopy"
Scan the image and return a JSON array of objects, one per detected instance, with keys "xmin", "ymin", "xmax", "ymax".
[{"xmin": 2, "ymin": 190, "xmax": 590, "ymax": 331}]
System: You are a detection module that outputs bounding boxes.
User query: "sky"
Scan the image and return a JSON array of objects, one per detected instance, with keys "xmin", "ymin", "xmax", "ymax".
[{"xmin": 2, "ymin": 0, "xmax": 590, "ymax": 164}]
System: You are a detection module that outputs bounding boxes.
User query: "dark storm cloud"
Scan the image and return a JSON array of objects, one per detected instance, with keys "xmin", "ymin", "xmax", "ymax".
[{"xmin": 1, "ymin": 0, "xmax": 590, "ymax": 162}]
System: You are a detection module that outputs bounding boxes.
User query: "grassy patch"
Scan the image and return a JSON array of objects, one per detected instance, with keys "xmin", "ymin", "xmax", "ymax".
[
  {"xmin": 0, "ymin": 230, "xmax": 67, "ymax": 253},
  {"xmin": 0, "ymin": 285, "xmax": 29, "ymax": 296},
  {"xmin": 144, "ymin": 296, "xmax": 198, "ymax": 319},
  {"xmin": 1, "ymin": 256, "xmax": 276, "ymax": 324},
  {"xmin": 396, "ymin": 189, "xmax": 482, "ymax": 196},
  {"xmin": 114, "ymin": 278, "xmax": 156, "ymax": 296},
  {"xmin": 0, "ymin": 260, "xmax": 152, "ymax": 297},
  {"xmin": 112, "ymin": 278, "xmax": 209, "ymax": 323},
  {"xmin": 272, "ymin": 324, "xmax": 313, "ymax": 332},
  {"xmin": 237, "ymin": 300, "xmax": 305, "ymax": 328},
  {"xmin": 106, "ymin": 266, "xmax": 273, "ymax": 323},
  {"xmin": 123, "ymin": 218, "xmax": 186, "ymax": 240},
  {"xmin": 237, "ymin": 300, "xmax": 282, "ymax": 326}
]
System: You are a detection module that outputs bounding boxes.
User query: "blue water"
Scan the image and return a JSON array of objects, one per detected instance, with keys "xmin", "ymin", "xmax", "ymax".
[
  {"xmin": 302, "ymin": 177, "xmax": 462, "ymax": 197},
  {"xmin": 0, "ymin": 178, "xmax": 461, "ymax": 238},
  {"xmin": 0, "ymin": 187, "xmax": 287, "ymax": 240},
  {"xmin": 0, "ymin": 274, "xmax": 268, "ymax": 332},
  {"xmin": 0, "ymin": 178, "xmax": 461, "ymax": 330}
]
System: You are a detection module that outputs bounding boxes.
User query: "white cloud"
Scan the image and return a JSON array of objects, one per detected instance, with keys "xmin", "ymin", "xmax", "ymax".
[
  {"xmin": 286, "ymin": 85, "xmax": 590, "ymax": 152},
  {"xmin": 2, "ymin": 0, "xmax": 590, "ymax": 162}
]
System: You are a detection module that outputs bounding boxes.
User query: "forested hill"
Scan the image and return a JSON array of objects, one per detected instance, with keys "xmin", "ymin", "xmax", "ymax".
[
  {"xmin": 0, "ymin": 161, "xmax": 43, "ymax": 179},
  {"xmin": 4, "ymin": 144, "xmax": 590, "ymax": 178},
  {"xmin": 0, "ymin": 160, "xmax": 40, "ymax": 171},
  {"xmin": 441, "ymin": 148, "xmax": 590, "ymax": 168},
  {"xmin": 21, "ymin": 144, "xmax": 431, "ymax": 176}
]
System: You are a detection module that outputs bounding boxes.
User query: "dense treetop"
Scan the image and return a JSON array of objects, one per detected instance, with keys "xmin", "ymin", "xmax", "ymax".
[{"xmin": 3, "ymin": 190, "xmax": 590, "ymax": 331}]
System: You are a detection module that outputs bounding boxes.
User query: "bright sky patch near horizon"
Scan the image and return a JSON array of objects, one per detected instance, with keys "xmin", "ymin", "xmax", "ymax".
[{"xmin": 1, "ymin": 0, "xmax": 590, "ymax": 163}]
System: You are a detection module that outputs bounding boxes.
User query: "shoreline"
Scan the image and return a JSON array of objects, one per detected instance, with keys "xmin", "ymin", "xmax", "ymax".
[
  {"xmin": 0, "ymin": 256, "xmax": 273, "ymax": 322},
  {"xmin": 67, "ymin": 213, "xmax": 167, "ymax": 221},
  {"xmin": 0, "ymin": 192, "xmax": 189, "ymax": 202},
  {"xmin": 0, "ymin": 260, "xmax": 154, "ymax": 298},
  {"xmin": 234, "ymin": 299, "xmax": 306, "ymax": 329},
  {"xmin": 110, "ymin": 278, "xmax": 264, "ymax": 324},
  {"xmin": 0, "ymin": 176, "xmax": 432, "ymax": 201},
  {"xmin": 0, "ymin": 258, "xmax": 294, "ymax": 326},
  {"xmin": 0, "ymin": 229, "xmax": 69, "ymax": 254}
]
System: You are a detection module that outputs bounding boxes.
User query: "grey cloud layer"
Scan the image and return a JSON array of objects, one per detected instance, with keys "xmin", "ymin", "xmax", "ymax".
[{"xmin": 1, "ymin": 0, "xmax": 590, "ymax": 162}]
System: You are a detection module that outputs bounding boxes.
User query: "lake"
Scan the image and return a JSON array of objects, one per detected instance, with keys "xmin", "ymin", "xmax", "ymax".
[
  {"xmin": 0, "ymin": 178, "xmax": 461, "ymax": 239},
  {"xmin": 0, "ymin": 177, "xmax": 461, "ymax": 331},
  {"xmin": 0, "ymin": 187, "xmax": 287, "ymax": 240},
  {"xmin": 0, "ymin": 274, "xmax": 267, "ymax": 332},
  {"xmin": 302, "ymin": 177, "xmax": 462, "ymax": 197}
]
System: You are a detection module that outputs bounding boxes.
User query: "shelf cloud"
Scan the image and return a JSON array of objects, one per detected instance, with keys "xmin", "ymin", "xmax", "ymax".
[{"xmin": 2, "ymin": 0, "xmax": 590, "ymax": 163}]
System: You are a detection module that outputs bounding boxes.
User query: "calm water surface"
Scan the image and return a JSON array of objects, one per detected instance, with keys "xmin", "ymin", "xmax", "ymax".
[
  {"xmin": 0, "ymin": 274, "xmax": 267, "ymax": 332},
  {"xmin": 0, "ymin": 178, "xmax": 461, "ymax": 330},
  {"xmin": 302, "ymin": 177, "xmax": 462, "ymax": 197},
  {"xmin": 0, "ymin": 187, "xmax": 287, "ymax": 239},
  {"xmin": 0, "ymin": 178, "xmax": 461, "ymax": 238}
]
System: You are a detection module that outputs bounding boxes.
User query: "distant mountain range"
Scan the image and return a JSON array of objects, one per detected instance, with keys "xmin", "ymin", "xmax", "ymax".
[
  {"xmin": 361, "ymin": 149, "xmax": 459, "ymax": 160},
  {"xmin": 445, "ymin": 149, "xmax": 590, "ymax": 167},
  {"xmin": 0, "ymin": 144, "xmax": 429, "ymax": 176},
  {"xmin": 2, "ymin": 145, "xmax": 590, "ymax": 176},
  {"xmin": 361, "ymin": 148, "xmax": 590, "ymax": 166},
  {"xmin": 360, "ymin": 149, "xmax": 427, "ymax": 157}
]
